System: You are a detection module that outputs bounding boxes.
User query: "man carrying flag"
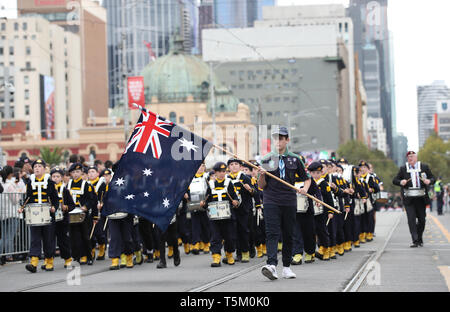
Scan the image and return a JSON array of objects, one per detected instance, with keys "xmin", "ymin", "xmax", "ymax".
[{"xmin": 102, "ymin": 105, "xmax": 212, "ymax": 240}]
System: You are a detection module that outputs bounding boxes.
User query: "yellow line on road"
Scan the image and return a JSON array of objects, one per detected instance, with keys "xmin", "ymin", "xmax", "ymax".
[
  {"xmin": 428, "ymin": 215, "xmax": 450, "ymax": 243},
  {"xmin": 438, "ymin": 266, "xmax": 450, "ymax": 291}
]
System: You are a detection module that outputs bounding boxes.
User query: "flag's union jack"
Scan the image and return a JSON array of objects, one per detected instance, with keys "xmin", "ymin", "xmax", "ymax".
[{"xmin": 125, "ymin": 108, "xmax": 173, "ymax": 159}]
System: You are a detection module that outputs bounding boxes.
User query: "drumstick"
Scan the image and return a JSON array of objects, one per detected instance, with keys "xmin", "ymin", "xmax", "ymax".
[
  {"xmin": 20, "ymin": 197, "xmax": 31, "ymax": 211},
  {"xmin": 90, "ymin": 222, "xmax": 97, "ymax": 240},
  {"xmin": 344, "ymin": 211, "xmax": 348, "ymax": 220},
  {"xmin": 103, "ymin": 217, "xmax": 109, "ymax": 231},
  {"xmin": 211, "ymin": 144, "xmax": 341, "ymax": 214},
  {"xmin": 326, "ymin": 216, "xmax": 331, "ymax": 227}
]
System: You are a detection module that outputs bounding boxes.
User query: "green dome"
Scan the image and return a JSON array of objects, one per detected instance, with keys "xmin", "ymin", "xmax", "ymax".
[{"xmin": 141, "ymin": 44, "xmax": 239, "ymax": 112}]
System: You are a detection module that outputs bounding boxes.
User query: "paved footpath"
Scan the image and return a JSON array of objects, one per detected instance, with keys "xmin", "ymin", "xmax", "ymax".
[{"xmin": 0, "ymin": 210, "xmax": 449, "ymax": 292}]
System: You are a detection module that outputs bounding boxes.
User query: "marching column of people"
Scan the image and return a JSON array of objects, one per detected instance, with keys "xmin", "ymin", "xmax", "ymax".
[{"xmin": 18, "ymin": 149, "xmax": 386, "ymax": 275}]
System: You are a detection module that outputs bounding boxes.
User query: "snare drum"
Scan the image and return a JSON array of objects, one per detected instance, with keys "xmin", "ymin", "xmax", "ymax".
[
  {"xmin": 207, "ymin": 201, "xmax": 232, "ymax": 220},
  {"xmin": 108, "ymin": 212, "xmax": 128, "ymax": 220},
  {"xmin": 354, "ymin": 199, "xmax": 362, "ymax": 216},
  {"xmin": 24, "ymin": 203, "xmax": 52, "ymax": 226},
  {"xmin": 313, "ymin": 202, "xmax": 323, "ymax": 216},
  {"xmin": 404, "ymin": 188, "xmax": 426, "ymax": 197},
  {"xmin": 187, "ymin": 202, "xmax": 205, "ymax": 212},
  {"xmin": 375, "ymin": 191, "xmax": 389, "ymax": 204},
  {"xmin": 366, "ymin": 199, "xmax": 373, "ymax": 212},
  {"xmin": 296, "ymin": 194, "xmax": 309, "ymax": 213},
  {"xmin": 69, "ymin": 207, "xmax": 86, "ymax": 224}
]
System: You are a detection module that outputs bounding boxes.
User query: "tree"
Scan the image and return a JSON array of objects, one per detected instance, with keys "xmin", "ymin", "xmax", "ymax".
[
  {"xmin": 39, "ymin": 147, "xmax": 63, "ymax": 167},
  {"xmin": 418, "ymin": 133, "xmax": 450, "ymax": 184},
  {"xmin": 337, "ymin": 140, "xmax": 399, "ymax": 192}
]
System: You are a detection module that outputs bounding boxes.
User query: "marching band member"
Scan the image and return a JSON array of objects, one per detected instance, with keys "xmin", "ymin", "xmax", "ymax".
[
  {"xmin": 249, "ymin": 161, "xmax": 266, "ymax": 258},
  {"xmin": 334, "ymin": 164, "xmax": 352, "ymax": 255},
  {"xmin": 155, "ymin": 212, "xmax": 181, "ymax": 268},
  {"xmin": 190, "ymin": 163, "xmax": 211, "ymax": 255},
  {"xmin": 201, "ymin": 162, "xmax": 240, "ymax": 267},
  {"xmin": 87, "ymin": 166, "xmax": 107, "ymax": 261},
  {"xmin": 19, "ymin": 159, "xmax": 60, "ymax": 273},
  {"xmin": 359, "ymin": 161, "xmax": 380, "ymax": 243},
  {"xmin": 50, "ymin": 167, "xmax": 75, "ymax": 269},
  {"xmin": 258, "ymin": 127, "xmax": 310, "ymax": 280},
  {"xmin": 176, "ymin": 192, "xmax": 192, "ymax": 255},
  {"xmin": 352, "ymin": 166, "xmax": 368, "ymax": 248},
  {"xmin": 227, "ymin": 158, "xmax": 256, "ymax": 263},
  {"xmin": 96, "ymin": 168, "xmax": 113, "ymax": 261},
  {"xmin": 308, "ymin": 161, "xmax": 334, "ymax": 261},
  {"xmin": 67, "ymin": 163, "xmax": 97, "ymax": 265}
]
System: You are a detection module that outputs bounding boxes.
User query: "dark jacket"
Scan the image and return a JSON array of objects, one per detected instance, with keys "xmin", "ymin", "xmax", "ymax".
[{"xmin": 392, "ymin": 162, "xmax": 435, "ymax": 205}]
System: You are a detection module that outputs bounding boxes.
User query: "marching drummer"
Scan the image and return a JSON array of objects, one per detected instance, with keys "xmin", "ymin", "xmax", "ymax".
[
  {"xmin": 50, "ymin": 167, "xmax": 76, "ymax": 269},
  {"xmin": 67, "ymin": 163, "xmax": 97, "ymax": 265},
  {"xmin": 19, "ymin": 159, "xmax": 60, "ymax": 273},
  {"xmin": 359, "ymin": 161, "xmax": 380, "ymax": 243},
  {"xmin": 201, "ymin": 162, "xmax": 240, "ymax": 267}
]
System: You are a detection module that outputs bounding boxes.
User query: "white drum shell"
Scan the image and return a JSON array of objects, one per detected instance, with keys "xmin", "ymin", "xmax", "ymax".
[
  {"xmin": 313, "ymin": 202, "xmax": 323, "ymax": 216},
  {"xmin": 25, "ymin": 203, "xmax": 52, "ymax": 226},
  {"xmin": 207, "ymin": 201, "xmax": 232, "ymax": 220},
  {"xmin": 69, "ymin": 208, "xmax": 86, "ymax": 224},
  {"xmin": 108, "ymin": 212, "xmax": 128, "ymax": 220},
  {"xmin": 296, "ymin": 194, "xmax": 309, "ymax": 213},
  {"xmin": 404, "ymin": 188, "xmax": 426, "ymax": 197}
]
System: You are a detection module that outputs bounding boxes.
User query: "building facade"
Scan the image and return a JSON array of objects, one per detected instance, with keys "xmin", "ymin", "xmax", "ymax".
[
  {"xmin": 0, "ymin": 16, "xmax": 82, "ymax": 140},
  {"xmin": 18, "ymin": 0, "xmax": 109, "ymax": 126},
  {"xmin": 417, "ymin": 81, "xmax": 450, "ymax": 148}
]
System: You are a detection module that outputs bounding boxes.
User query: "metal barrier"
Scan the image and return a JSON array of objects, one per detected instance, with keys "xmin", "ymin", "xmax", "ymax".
[{"xmin": 0, "ymin": 193, "xmax": 30, "ymax": 257}]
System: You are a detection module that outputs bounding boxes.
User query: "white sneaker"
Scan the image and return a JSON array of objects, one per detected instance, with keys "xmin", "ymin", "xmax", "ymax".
[
  {"xmin": 282, "ymin": 266, "xmax": 296, "ymax": 279},
  {"xmin": 261, "ymin": 265, "xmax": 278, "ymax": 280}
]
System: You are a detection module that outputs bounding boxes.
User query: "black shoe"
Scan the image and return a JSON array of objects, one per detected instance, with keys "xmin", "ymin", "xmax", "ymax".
[
  {"xmin": 249, "ymin": 248, "xmax": 256, "ymax": 259},
  {"xmin": 410, "ymin": 243, "xmax": 419, "ymax": 248},
  {"xmin": 41, "ymin": 264, "xmax": 46, "ymax": 270},
  {"xmin": 146, "ymin": 254, "xmax": 154, "ymax": 263},
  {"xmin": 157, "ymin": 261, "xmax": 167, "ymax": 269},
  {"xmin": 174, "ymin": 253, "xmax": 181, "ymax": 267},
  {"xmin": 26, "ymin": 264, "xmax": 37, "ymax": 273},
  {"xmin": 222, "ymin": 258, "xmax": 229, "ymax": 264},
  {"xmin": 211, "ymin": 262, "xmax": 221, "ymax": 267},
  {"xmin": 87, "ymin": 259, "xmax": 94, "ymax": 265},
  {"xmin": 96, "ymin": 255, "xmax": 105, "ymax": 261},
  {"xmin": 236, "ymin": 255, "xmax": 242, "ymax": 263},
  {"xmin": 192, "ymin": 249, "xmax": 199, "ymax": 255}
]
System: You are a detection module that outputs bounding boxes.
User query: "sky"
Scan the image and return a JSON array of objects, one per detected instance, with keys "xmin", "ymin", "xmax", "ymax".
[
  {"xmin": 277, "ymin": 0, "xmax": 450, "ymax": 151},
  {"xmin": 2, "ymin": 0, "xmax": 450, "ymax": 151}
]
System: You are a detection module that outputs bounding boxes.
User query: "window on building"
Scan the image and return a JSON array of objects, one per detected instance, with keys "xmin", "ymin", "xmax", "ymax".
[
  {"xmin": 25, "ymin": 105, "xmax": 30, "ymax": 115},
  {"xmin": 179, "ymin": 116, "xmax": 184, "ymax": 124},
  {"xmin": 9, "ymin": 61, "xmax": 13, "ymax": 67},
  {"xmin": 1, "ymin": 23, "xmax": 5, "ymax": 31},
  {"xmin": 248, "ymin": 84, "xmax": 254, "ymax": 89},
  {"xmin": 345, "ymin": 22, "xmax": 348, "ymax": 33},
  {"xmin": 31, "ymin": 34, "xmax": 36, "ymax": 40},
  {"xmin": 169, "ymin": 112, "xmax": 176, "ymax": 123},
  {"xmin": 230, "ymin": 70, "xmax": 236, "ymax": 76},
  {"xmin": 26, "ymin": 46, "xmax": 31, "ymax": 55},
  {"xmin": 9, "ymin": 46, "xmax": 14, "ymax": 55},
  {"xmin": 266, "ymin": 111, "xmax": 273, "ymax": 117},
  {"xmin": 25, "ymin": 90, "xmax": 29, "ymax": 100},
  {"xmin": 274, "ymin": 111, "xmax": 280, "ymax": 117},
  {"xmin": 26, "ymin": 121, "xmax": 30, "ymax": 131},
  {"xmin": 14, "ymin": 23, "xmax": 18, "ymax": 31},
  {"xmin": 0, "ymin": 47, "xmax": 3, "ymax": 55},
  {"xmin": 291, "ymin": 68, "xmax": 298, "ymax": 74},
  {"xmin": 23, "ymin": 22, "xmax": 27, "ymax": 31}
]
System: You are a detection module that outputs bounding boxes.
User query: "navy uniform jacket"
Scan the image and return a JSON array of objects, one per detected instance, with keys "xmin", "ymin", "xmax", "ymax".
[
  {"xmin": 392, "ymin": 162, "xmax": 435, "ymax": 205},
  {"xmin": 205, "ymin": 178, "xmax": 239, "ymax": 206},
  {"xmin": 314, "ymin": 178, "xmax": 336, "ymax": 215},
  {"xmin": 68, "ymin": 178, "xmax": 98, "ymax": 216},
  {"xmin": 55, "ymin": 183, "xmax": 76, "ymax": 214},
  {"xmin": 25, "ymin": 174, "xmax": 60, "ymax": 220},
  {"xmin": 227, "ymin": 171, "xmax": 256, "ymax": 214}
]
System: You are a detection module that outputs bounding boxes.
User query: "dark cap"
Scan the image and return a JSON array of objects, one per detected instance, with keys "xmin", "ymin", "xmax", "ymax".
[
  {"xmin": 319, "ymin": 159, "xmax": 329, "ymax": 166},
  {"xmin": 100, "ymin": 169, "xmax": 112, "ymax": 177},
  {"xmin": 213, "ymin": 162, "xmax": 227, "ymax": 172},
  {"xmin": 406, "ymin": 151, "xmax": 416, "ymax": 157},
  {"xmin": 69, "ymin": 162, "xmax": 83, "ymax": 173},
  {"xmin": 50, "ymin": 166, "xmax": 64, "ymax": 176},
  {"xmin": 336, "ymin": 164, "xmax": 344, "ymax": 170},
  {"xmin": 31, "ymin": 159, "xmax": 46, "ymax": 169},
  {"xmin": 87, "ymin": 166, "xmax": 98, "ymax": 172},
  {"xmin": 271, "ymin": 126, "xmax": 289, "ymax": 137},
  {"xmin": 307, "ymin": 161, "xmax": 323, "ymax": 172},
  {"xmin": 359, "ymin": 160, "xmax": 369, "ymax": 168},
  {"xmin": 337, "ymin": 158, "xmax": 348, "ymax": 164},
  {"xmin": 227, "ymin": 158, "xmax": 242, "ymax": 166}
]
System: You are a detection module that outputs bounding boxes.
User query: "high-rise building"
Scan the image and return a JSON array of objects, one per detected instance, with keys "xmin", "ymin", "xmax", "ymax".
[
  {"xmin": 392, "ymin": 133, "xmax": 408, "ymax": 167},
  {"xmin": 103, "ymin": 0, "xmax": 198, "ymax": 109},
  {"xmin": 417, "ymin": 81, "xmax": 450, "ymax": 147},
  {"xmin": 18, "ymin": 0, "xmax": 109, "ymax": 126},
  {"xmin": 214, "ymin": 0, "xmax": 275, "ymax": 28},
  {"xmin": 348, "ymin": 0, "xmax": 395, "ymax": 156},
  {"xmin": 0, "ymin": 17, "xmax": 82, "ymax": 140}
]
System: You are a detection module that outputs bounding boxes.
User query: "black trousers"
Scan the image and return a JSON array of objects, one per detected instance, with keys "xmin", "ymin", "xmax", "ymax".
[
  {"xmin": 264, "ymin": 204, "xmax": 296, "ymax": 267},
  {"xmin": 297, "ymin": 211, "xmax": 315, "ymax": 255},
  {"xmin": 254, "ymin": 209, "xmax": 266, "ymax": 246},
  {"xmin": 233, "ymin": 207, "xmax": 250, "ymax": 253},
  {"xmin": 314, "ymin": 213, "xmax": 329, "ymax": 248},
  {"xmin": 131, "ymin": 222, "xmax": 141, "ymax": 253},
  {"xmin": 327, "ymin": 215, "xmax": 337, "ymax": 247},
  {"xmin": 335, "ymin": 212, "xmax": 345, "ymax": 245},
  {"xmin": 138, "ymin": 217, "xmax": 154, "ymax": 254},
  {"xmin": 177, "ymin": 211, "xmax": 192, "ymax": 244},
  {"xmin": 156, "ymin": 221, "xmax": 179, "ymax": 263},
  {"xmin": 437, "ymin": 193, "xmax": 444, "ymax": 215},
  {"xmin": 292, "ymin": 213, "xmax": 304, "ymax": 255},
  {"xmin": 343, "ymin": 209, "xmax": 354, "ymax": 242},
  {"xmin": 248, "ymin": 208, "xmax": 256, "ymax": 252},
  {"xmin": 29, "ymin": 223, "xmax": 55, "ymax": 258},
  {"xmin": 90, "ymin": 216, "xmax": 107, "ymax": 247},
  {"xmin": 209, "ymin": 218, "xmax": 235, "ymax": 255},
  {"xmin": 191, "ymin": 210, "xmax": 210, "ymax": 245},
  {"xmin": 54, "ymin": 218, "xmax": 71, "ymax": 260},
  {"xmin": 69, "ymin": 215, "xmax": 93, "ymax": 261},
  {"xmin": 108, "ymin": 216, "xmax": 133, "ymax": 258},
  {"xmin": 405, "ymin": 198, "xmax": 427, "ymax": 243},
  {"xmin": 353, "ymin": 214, "xmax": 361, "ymax": 242}
]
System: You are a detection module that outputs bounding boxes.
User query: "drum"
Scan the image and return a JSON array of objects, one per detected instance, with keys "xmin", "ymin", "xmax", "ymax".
[
  {"xmin": 404, "ymin": 188, "xmax": 426, "ymax": 197},
  {"xmin": 189, "ymin": 177, "xmax": 207, "ymax": 202},
  {"xmin": 354, "ymin": 199, "xmax": 363, "ymax": 216},
  {"xmin": 55, "ymin": 206, "xmax": 64, "ymax": 222},
  {"xmin": 24, "ymin": 203, "xmax": 52, "ymax": 226},
  {"xmin": 108, "ymin": 212, "xmax": 128, "ymax": 220},
  {"xmin": 69, "ymin": 207, "xmax": 86, "ymax": 224},
  {"xmin": 207, "ymin": 201, "xmax": 232, "ymax": 220},
  {"xmin": 375, "ymin": 191, "xmax": 389, "ymax": 204},
  {"xmin": 296, "ymin": 194, "xmax": 309, "ymax": 213},
  {"xmin": 313, "ymin": 202, "xmax": 323, "ymax": 216},
  {"xmin": 366, "ymin": 199, "xmax": 373, "ymax": 212},
  {"xmin": 187, "ymin": 202, "xmax": 206, "ymax": 212}
]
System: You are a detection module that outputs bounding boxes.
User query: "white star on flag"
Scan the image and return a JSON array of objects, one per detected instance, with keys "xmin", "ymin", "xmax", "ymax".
[
  {"xmin": 143, "ymin": 192, "xmax": 149, "ymax": 198},
  {"xmin": 143, "ymin": 168, "xmax": 153, "ymax": 177},
  {"xmin": 115, "ymin": 177, "xmax": 125, "ymax": 186},
  {"xmin": 178, "ymin": 138, "xmax": 199, "ymax": 152},
  {"xmin": 162, "ymin": 198, "xmax": 170, "ymax": 208},
  {"xmin": 125, "ymin": 194, "xmax": 135, "ymax": 200}
]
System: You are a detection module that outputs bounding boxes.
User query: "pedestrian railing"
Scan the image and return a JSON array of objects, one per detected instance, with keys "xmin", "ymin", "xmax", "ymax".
[{"xmin": 0, "ymin": 193, "xmax": 30, "ymax": 257}]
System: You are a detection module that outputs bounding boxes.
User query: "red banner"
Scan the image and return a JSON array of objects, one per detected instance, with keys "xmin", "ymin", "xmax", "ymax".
[{"xmin": 128, "ymin": 76, "xmax": 145, "ymax": 109}]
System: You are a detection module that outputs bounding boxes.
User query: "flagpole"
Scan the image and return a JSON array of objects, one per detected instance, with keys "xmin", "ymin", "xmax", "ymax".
[{"xmin": 211, "ymin": 143, "xmax": 341, "ymax": 214}]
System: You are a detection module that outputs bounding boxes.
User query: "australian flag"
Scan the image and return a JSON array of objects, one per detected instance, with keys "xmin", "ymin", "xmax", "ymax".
[{"xmin": 102, "ymin": 105, "xmax": 212, "ymax": 232}]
